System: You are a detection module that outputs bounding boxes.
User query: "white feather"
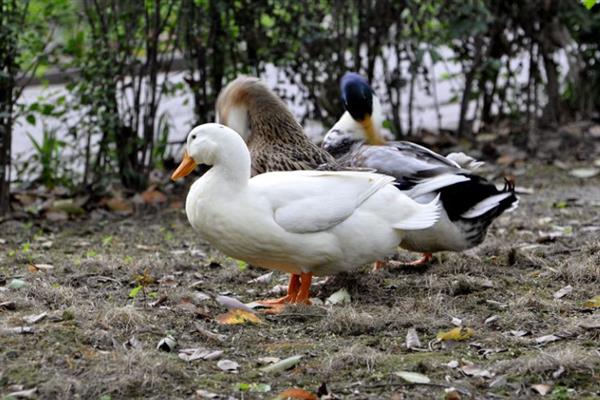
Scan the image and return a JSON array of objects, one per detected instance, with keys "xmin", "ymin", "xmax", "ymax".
[
  {"xmin": 445, "ymin": 152, "xmax": 485, "ymax": 171},
  {"xmin": 394, "ymin": 194, "xmax": 441, "ymax": 230},
  {"xmin": 406, "ymin": 174, "xmax": 470, "ymax": 199},
  {"xmin": 460, "ymin": 192, "xmax": 514, "ymax": 219}
]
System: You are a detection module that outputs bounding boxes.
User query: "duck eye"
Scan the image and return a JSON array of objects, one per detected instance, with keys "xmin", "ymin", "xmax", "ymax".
[{"xmin": 191, "ymin": 134, "xmax": 197, "ymax": 140}]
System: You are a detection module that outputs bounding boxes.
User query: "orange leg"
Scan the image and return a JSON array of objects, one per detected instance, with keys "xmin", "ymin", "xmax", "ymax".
[
  {"xmin": 372, "ymin": 260, "xmax": 387, "ymax": 272},
  {"xmin": 258, "ymin": 274, "xmax": 301, "ymax": 305},
  {"xmin": 407, "ymin": 253, "xmax": 433, "ymax": 266},
  {"xmin": 376, "ymin": 253, "xmax": 434, "ymax": 271},
  {"xmin": 294, "ymin": 272, "xmax": 313, "ymax": 304}
]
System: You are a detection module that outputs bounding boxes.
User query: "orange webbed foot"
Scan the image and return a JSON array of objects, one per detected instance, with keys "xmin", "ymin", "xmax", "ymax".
[
  {"xmin": 376, "ymin": 253, "xmax": 434, "ymax": 270},
  {"xmin": 257, "ymin": 273, "xmax": 313, "ymax": 313}
]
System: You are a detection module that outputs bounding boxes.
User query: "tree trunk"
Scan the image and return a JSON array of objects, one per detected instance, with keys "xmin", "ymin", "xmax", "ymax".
[
  {"xmin": 458, "ymin": 36, "xmax": 484, "ymax": 137},
  {"xmin": 0, "ymin": 104, "xmax": 12, "ymax": 216},
  {"xmin": 539, "ymin": 42, "xmax": 561, "ymax": 126},
  {"xmin": 0, "ymin": 0, "xmax": 22, "ymax": 215}
]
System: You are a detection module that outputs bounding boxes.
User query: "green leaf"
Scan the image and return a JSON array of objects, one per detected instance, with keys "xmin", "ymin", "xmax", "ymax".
[
  {"xmin": 382, "ymin": 120, "xmax": 394, "ymax": 131},
  {"xmin": 102, "ymin": 235, "xmax": 113, "ymax": 246},
  {"xmin": 26, "ymin": 114, "xmax": 36, "ymax": 125},
  {"xmin": 236, "ymin": 260, "xmax": 247, "ymax": 271},
  {"xmin": 582, "ymin": 0, "xmax": 598, "ymax": 10},
  {"xmin": 85, "ymin": 250, "xmax": 97, "ymax": 258},
  {"xmin": 129, "ymin": 285, "xmax": 143, "ymax": 298},
  {"xmin": 260, "ymin": 14, "xmax": 275, "ymax": 28}
]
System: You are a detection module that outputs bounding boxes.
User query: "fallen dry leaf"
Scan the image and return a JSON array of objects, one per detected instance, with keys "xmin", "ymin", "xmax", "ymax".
[
  {"xmin": 460, "ymin": 364, "xmax": 494, "ymax": 378},
  {"xmin": 141, "ymin": 186, "xmax": 168, "ymax": 205},
  {"xmin": 22, "ymin": 312, "xmax": 47, "ymax": 324},
  {"xmin": 553, "ymin": 285, "xmax": 573, "ymax": 299},
  {"xmin": 325, "ymin": 288, "xmax": 351, "ymax": 305},
  {"xmin": 569, "ymin": 167, "xmax": 599, "ymax": 179},
  {"xmin": 178, "ymin": 348, "xmax": 223, "ymax": 362},
  {"xmin": 51, "ymin": 199, "xmax": 85, "ymax": 215},
  {"xmin": 0, "ymin": 326, "xmax": 34, "ymax": 335},
  {"xmin": 8, "ymin": 279, "xmax": 27, "ymax": 289},
  {"xmin": 28, "ymin": 263, "xmax": 54, "ymax": 273},
  {"xmin": 260, "ymin": 355, "xmax": 303, "ymax": 373},
  {"xmin": 217, "ymin": 359, "xmax": 239, "ymax": 372},
  {"xmin": 509, "ymin": 330, "xmax": 529, "ymax": 337},
  {"xmin": 257, "ymin": 356, "xmax": 280, "ymax": 365},
  {"xmin": 445, "ymin": 389, "xmax": 462, "ymax": 400},
  {"xmin": 157, "ymin": 335, "xmax": 176, "ymax": 352},
  {"xmin": 394, "ymin": 371, "xmax": 431, "ymax": 384},
  {"xmin": 275, "ymin": 388, "xmax": 317, "ymax": 400},
  {"xmin": 216, "ymin": 309, "xmax": 263, "ymax": 325},
  {"xmin": 535, "ymin": 334, "xmax": 561, "ymax": 344},
  {"xmin": 579, "ymin": 317, "xmax": 600, "ymax": 330},
  {"xmin": 193, "ymin": 322, "xmax": 226, "ymax": 343},
  {"xmin": 583, "ymin": 295, "xmax": 600, "ymax": 309},
  {"xmin": 531, "ymin": 383, "xmax": 553, "ymax": 396},
  {"xmin": 437, "ymin": 327, "xmax": 474, "ymax": 341},
  {"xmin": 105, "ymin": 197, "xmax": 133, "ymax": 214},
  {"xmin": 247, "ymin": 271, "xmax": 273, "ymax": 284},
  {"xmin": 7, "ymin": 388, "xmax": 37, "ymax": 399},
  {"xmin": 405, "ymin": 327, "xmax": 422, "ymax": 350},
  {"xmin": 195, "ymin": 389, "xmax": 219, "ymax": 399},
  {"xmin": 216, "ymin": 295, "xmax": 255, "ymax": 313}
]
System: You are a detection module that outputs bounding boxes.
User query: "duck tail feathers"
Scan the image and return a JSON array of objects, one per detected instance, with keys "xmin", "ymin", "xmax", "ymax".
[
  {"xmin": 460, "ymin": 178, "xmax": 518, "ymax": 219},
  {"xmin": 406, "ymin": 174, "xmax": 471, "ymax": 198},
  {"xmin": 394, "ymin": 194, "xmax": 441, "ymax": 231}
]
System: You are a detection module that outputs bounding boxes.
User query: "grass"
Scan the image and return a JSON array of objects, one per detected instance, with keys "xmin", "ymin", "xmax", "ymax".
[{"xmin": 1, "ymin": 162, "xmax": 599, "ymax": 399}]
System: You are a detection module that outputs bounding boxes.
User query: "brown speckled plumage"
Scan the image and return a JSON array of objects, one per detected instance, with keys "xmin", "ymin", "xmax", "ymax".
[{"xmin": 216, "ymin": 76, "xmax": 337, "ymax": 176}]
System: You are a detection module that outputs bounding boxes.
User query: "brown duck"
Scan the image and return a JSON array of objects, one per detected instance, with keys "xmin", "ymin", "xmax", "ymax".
[{"xmin": 216, "ymin": 76, "xmax": 337, "ymax": 176}]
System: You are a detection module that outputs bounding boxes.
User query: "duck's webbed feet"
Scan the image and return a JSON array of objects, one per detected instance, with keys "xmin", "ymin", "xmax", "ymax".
[
  {"xmin": 373, "ymin": 253, "xmax": 434, "ymax": 271},
  {"xmin": 257, "ymin": 273, "xmax": 313, "ymax": 313}
]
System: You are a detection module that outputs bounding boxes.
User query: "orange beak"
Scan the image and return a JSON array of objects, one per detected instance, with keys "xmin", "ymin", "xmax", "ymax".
[
  {"xmin": 171, "ymin": 151, "xmax": 197, "ymax": 181},
  {"xmin": 360, "ymin": 116, "xmax": 385, "ymax": 145}
]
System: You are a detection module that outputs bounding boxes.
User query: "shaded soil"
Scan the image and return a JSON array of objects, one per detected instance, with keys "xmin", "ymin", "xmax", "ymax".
[{"xmin": 1, "ymin": 162, "xmax": 599, "ymax": 399}]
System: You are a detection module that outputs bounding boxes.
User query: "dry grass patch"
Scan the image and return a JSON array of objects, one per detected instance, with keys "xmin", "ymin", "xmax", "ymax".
[
  {"xmin": 322, "ymin": 344, "xmax": 385, "ymax": 376},
  {"xmin": 493, "ymin": 345, "xmax": 600, "ymax": 376},
  {"xmin": 322, "ymin": 306, "xmax": 387, "ymax": 335}
]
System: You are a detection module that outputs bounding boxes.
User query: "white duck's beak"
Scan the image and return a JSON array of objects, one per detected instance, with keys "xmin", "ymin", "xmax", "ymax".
[{"xmin": 171, "ymin": 151, "xmax": 197, "ymax": 180}]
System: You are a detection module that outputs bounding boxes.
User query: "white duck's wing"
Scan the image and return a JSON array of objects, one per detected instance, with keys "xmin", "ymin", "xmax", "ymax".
[{"xmin": 250, "ymin": 170, "xmax": 394, "ymax": 234}]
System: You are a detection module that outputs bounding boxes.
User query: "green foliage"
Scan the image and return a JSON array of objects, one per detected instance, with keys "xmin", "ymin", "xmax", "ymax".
[
  {"xmin": 128, "ymin": 285, "xmax": 143, "ymax": 299},
  {"xmin": 25, "ymin": 129, "xmax": 68, "ymax": 188},
  {"xmin": 3, "ymin": 0, "xmax": 600, "ymax": 198}
]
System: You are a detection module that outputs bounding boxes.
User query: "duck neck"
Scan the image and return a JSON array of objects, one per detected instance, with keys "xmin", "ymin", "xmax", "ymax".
[
  {"xmin": 200, "ymin": 146, "xmax": 252, "ymax": 195},
  {"xmin": 246, "ymin": 93, "xmax": 306, "ymax": 145}
]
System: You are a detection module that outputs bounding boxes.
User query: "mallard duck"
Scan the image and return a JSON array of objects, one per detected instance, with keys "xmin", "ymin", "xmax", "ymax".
[
  {"xmin": 171, "ymin": 123, "xmax": 441, "ymax": 304},
  {"xmin": 322, "ymin": 72, "xmax": 518, "ymax": 266},
  {"xmin": 216, "ymin": 76, "xmax": 337, "ymax": 175}
]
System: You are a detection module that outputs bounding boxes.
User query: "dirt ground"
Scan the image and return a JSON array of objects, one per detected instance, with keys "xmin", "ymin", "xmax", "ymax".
[{"xmin": 1, "ymin": 161, "xmax": 599, "ymax": 400}]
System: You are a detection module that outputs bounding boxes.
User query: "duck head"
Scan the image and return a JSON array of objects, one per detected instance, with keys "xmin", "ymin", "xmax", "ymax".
[
  {"xmin": 340, "ymin": 72, "xmax": 385, "ymax": 146},
  {"xmin": 322, "ymin": 73, "xmax": 386, "ymax": 156},
  {"xmin": 171, "ymin": 123, "xmax": 251, "ymax": 181},
  {"xmin": 215, "ymin": 77, "xmax": 255, "ymax": 141}
]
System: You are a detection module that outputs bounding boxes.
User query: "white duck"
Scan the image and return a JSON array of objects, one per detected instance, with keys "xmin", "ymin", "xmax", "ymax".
[
  {"xmin": 171, "ymin": 123, "xmax": 441, "ymax": 305},
  {"xmin": 323, "ymin": 73, "xmax": 518, "ymax": 266}
]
